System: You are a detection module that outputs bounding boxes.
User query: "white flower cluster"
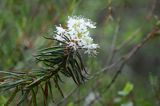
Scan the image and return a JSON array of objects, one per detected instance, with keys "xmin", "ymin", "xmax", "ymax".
[{"xmin": 54, "ymin": 16, "xmax": 99, "ymax": 55}]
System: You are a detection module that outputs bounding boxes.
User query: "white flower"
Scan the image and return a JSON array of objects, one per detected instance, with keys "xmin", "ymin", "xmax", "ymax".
[
  {"xmin": 68, "ymin": 42, "xmax": 78, "ymax": 50},
  {"xmin": 67, "ymin": 16, "xmax": 96, "ymax": 33},
  {"xmin": 54, "ymin": 16, "xmax": 99, "ymax": 55},
  {"xmin": 55, "ymin": 35, "xmax": 64, "ymax": 42},
  {"xmin": 84, "ymin": 44, "xmax": 99, "ymax": 55},
  {"xmin": 55, "ymin": 25, "xmax": 67, "ymax": 42},
  {"xmin": 85, "ymin": 19, "xmax": 96, "ymax": 28},
  {"xmin": 55, "ymin": 25, "xmax": 66, "ymax": 35},
  {"xmin": 81, "ymin": 35, "xmax": 93, "ymax": 45}
]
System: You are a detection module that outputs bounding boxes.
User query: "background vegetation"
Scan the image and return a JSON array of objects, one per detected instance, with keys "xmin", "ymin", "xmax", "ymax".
[{"xmin": 0, "ymin": 0, "xmax": 160, "ymax": 106}]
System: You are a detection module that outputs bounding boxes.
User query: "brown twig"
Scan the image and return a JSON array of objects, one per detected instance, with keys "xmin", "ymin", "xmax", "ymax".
[
  {"xmin": 115, "ymin": 27, "xmax": 142, "ymax": 51},
  {"xmin": 146, "ymin": 0, "xmax": 157, "ymax": 20},
  {"xmin": 56, "ymin": 86, "xmax": 79, "ymax": 106},
  {"xmin": 103, "ymin": 27, "xmax": 160, "ymax": 92},
  {"xmin": 106, "ymin": 19, "xmax": 120, "ymax": 66}
]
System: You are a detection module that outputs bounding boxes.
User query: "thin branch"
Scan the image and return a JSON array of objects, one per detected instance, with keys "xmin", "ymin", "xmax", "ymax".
[
  {"xmin": 106, "ymin": 19, "xmax": 120, "ymax": 66},
  {"xmin": 115, "ymin": 27, "xmax": 141, "ymax": 51},
  {"xmin": 57, "ymin": 27, "xmax": 160, "ymax": 104},
  {"xmin": 56, "ymin": 86, "xmax": 79, "ymax": 106},
  {"xmin": 103, "ymin": 27, "xmax": 160, "ymax": 92},
  {"xmin": 146, "ymin": 0, "xmax": 157, "ymax": 20},
  {"xmin": 4, "ymin": 87, "xmax": 19, "ymax": 106}
]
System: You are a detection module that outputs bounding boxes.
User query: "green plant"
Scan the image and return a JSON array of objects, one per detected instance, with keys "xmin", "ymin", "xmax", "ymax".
[
  {"xmin": 114, "ymin": 82, "xmax": 134, "ymax": 106},
  {"xmin": 0, "ymin": 16, "xmax": 98, "ymax": 106}
]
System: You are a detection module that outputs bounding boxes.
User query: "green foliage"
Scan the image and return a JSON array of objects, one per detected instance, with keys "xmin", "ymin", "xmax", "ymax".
[
  {"xmin": 114, "ymin": 82, "xmax": 134, "ymax": 106},
  {"xmin": 0, "ymin": 37, "xmax": 87, "ymax": 105},
  {"xmin": 0, "ymin": 96, "xmax": 7, "ymax": 106},
  {"xmin": 118, "ymin": 82, "xmax": 134, "ymax": 96},
  {"xmin": 67, "ymin": 102, "xmax": 74, "ymax": 106},
  {"xmin": 0, "ymin": 0, "xmax": 160, "ymax": 106}
]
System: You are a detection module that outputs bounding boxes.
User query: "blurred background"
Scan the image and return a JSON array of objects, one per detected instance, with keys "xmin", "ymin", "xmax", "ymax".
[{"xmin": 0, "ymin": 0, "xmax": 160, "ymax": 106}]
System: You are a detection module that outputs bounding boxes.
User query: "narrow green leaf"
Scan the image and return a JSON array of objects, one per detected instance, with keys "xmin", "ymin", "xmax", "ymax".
[
  {"xmin": 54, "ymin": 77, "xmax": 64, "ymax": 97},
  {"xmin": 17, "ymin": 90, "xmax": 30, "ymax": 106},
  {"xmin": 31, "ymin": 89, "xmax": 37, "ymax": 106},
  {"xmin": 48, "ymin": 81, "xmax": 55, "ymax": 103},
  {"xmin": 4, "ymin": 88, "xmax": 19, "ymax": 106},
  {"xmin": 67, "ymin": 67, "xmax": 78, "ymax": 85},
  {"xmin": 40, "ymin": 85, "xmax": 48, "ymax": 106},
  {"xmin": 26, "ymin": 76, "xmax": 45, "ymax": 89}
]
